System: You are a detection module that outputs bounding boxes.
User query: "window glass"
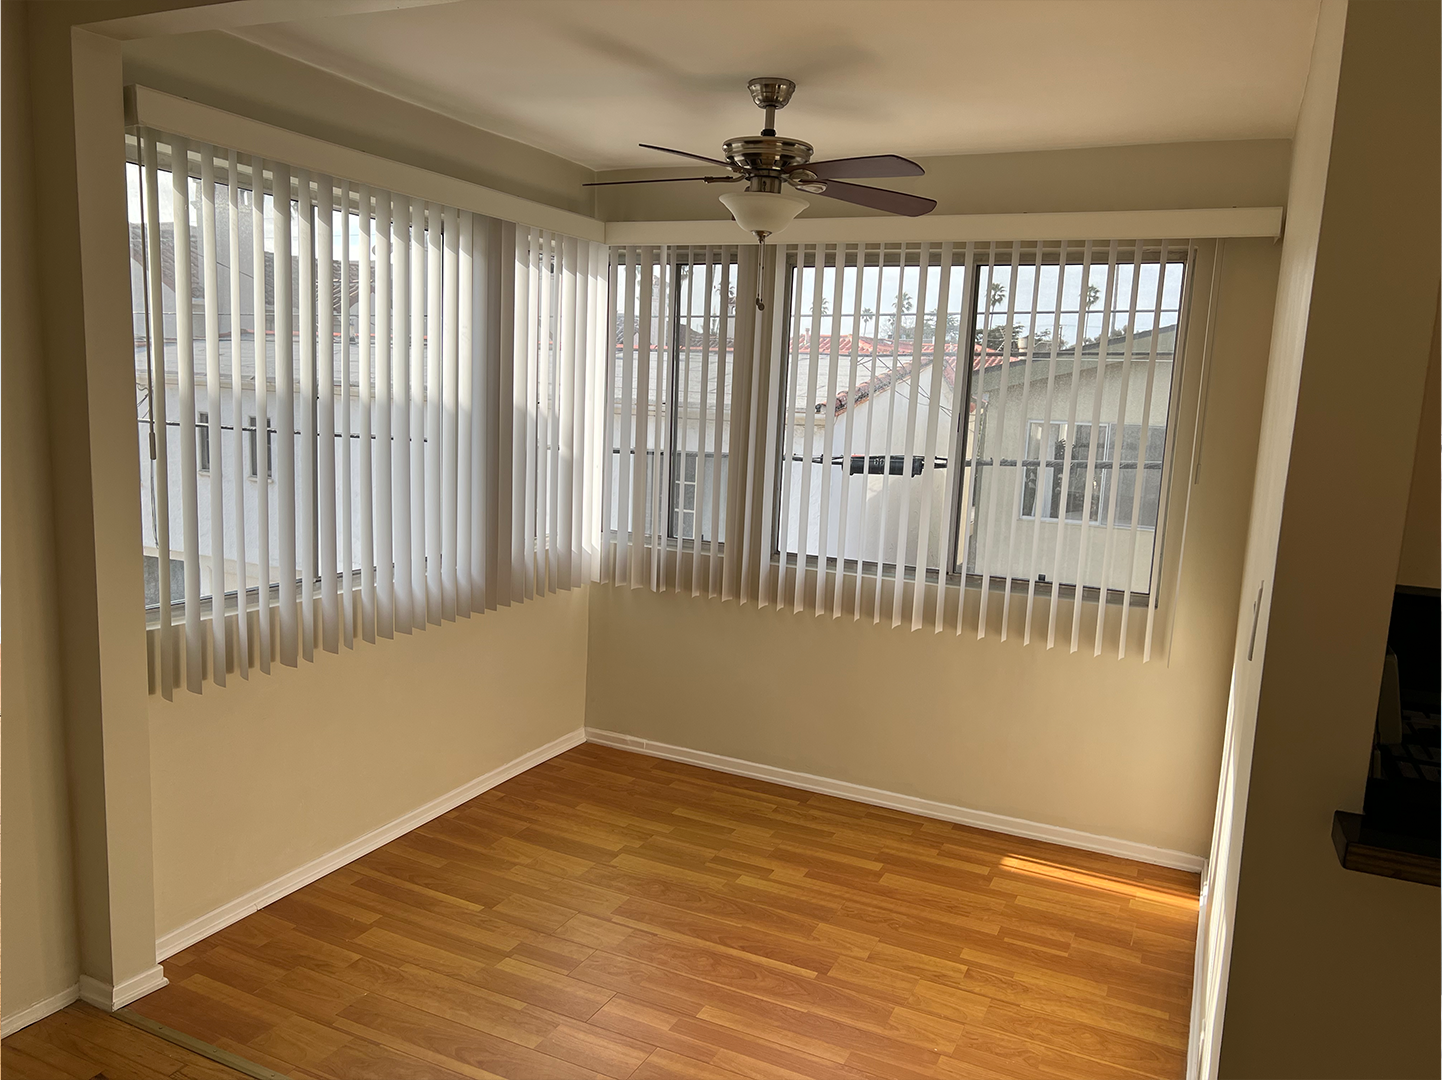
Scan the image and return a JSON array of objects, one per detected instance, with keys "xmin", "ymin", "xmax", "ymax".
[
  {"xmin": 958, "ymin": 250, "xmax": 1185, "ymax": 597},
  {"xmin": 775, "ymin": 246, "xmax": 967, "ymax": 572}
]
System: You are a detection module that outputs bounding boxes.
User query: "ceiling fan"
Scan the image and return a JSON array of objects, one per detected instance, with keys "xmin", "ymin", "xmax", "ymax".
[{"xmin": 586, "ymin": 77, "xmax": 937, "ymax": 249}]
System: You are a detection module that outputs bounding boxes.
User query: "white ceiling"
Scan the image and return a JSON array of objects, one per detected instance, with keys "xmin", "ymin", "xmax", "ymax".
[{"xmin": 234, "ymin": 0, "xmax": 1321, "ymax": 172}]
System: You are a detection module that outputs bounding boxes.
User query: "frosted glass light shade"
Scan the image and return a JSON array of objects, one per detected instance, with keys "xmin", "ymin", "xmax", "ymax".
[{"xmin": 719, "ymin": 191, "xmax": 808, "ymax": 239}]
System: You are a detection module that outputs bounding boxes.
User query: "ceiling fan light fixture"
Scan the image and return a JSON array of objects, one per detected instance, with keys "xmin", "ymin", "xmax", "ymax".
[{"xmin": 719, "ymin": 190, "xmax": 808, "ymax": 242}]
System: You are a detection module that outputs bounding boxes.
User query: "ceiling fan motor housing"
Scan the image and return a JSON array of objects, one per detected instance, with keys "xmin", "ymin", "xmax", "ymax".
[{"xmin": 723, "ymin": 136, "xmax": 813, "ymax": 192}]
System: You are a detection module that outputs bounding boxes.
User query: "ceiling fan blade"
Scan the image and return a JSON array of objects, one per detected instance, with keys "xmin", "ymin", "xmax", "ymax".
[
  {"xmin": 812, "ymin": 180, "xmax": 937, "ymax": 217},
  {"xmin": 801, "ymin": 155, "xmax": 925, "ymax": 180},
  {"xmin": 639, "ymin": 143, "xmax": 733, "ymax": 168},
  {"xmin": 584, "ymin": 175, "xmax": 740, "ymax": 187}
]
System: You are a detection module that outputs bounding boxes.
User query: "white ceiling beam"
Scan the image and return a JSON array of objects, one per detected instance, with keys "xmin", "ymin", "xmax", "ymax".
[{"xmin": 604, "ymin": 207, "xmax": 1284, "ymax": 246}]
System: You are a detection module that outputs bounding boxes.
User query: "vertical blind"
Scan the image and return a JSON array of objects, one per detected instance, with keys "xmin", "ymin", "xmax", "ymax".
[
  {"xmin": 607, "ymin": 239, "xmax": 1194, "ymax": 660},
  {"xmin": 129, "ymin": 130, "xmax": 608, "ymax": 697}
]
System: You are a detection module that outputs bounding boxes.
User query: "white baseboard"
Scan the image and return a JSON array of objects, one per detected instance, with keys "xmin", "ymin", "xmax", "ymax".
[
  {"xmin": 155, "ymin": 727, "xmax": 586, "ymax": 960},
  {"xmin": 79, "ymin": 966, "xmax": 169, "ymax": 1011},
  {"xmin": 585, "ymin": 728, "xmax": 1207, "ymax": 874},
  {"xmin": 2, "ymin": 983, "xmax": 81, "ymax": 1037}
]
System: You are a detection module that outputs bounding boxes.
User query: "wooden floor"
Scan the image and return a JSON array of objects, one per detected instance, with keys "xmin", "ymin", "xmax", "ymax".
[
  {"xmin": 1, "ymin": 1001, "xmax": 255, "ymax": 1080},
  {"xmin": 121, "ymin": 744, "xmax": 1196, "ymax": 1079}
]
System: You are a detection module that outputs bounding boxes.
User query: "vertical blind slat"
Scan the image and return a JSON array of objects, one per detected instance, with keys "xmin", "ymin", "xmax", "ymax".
[
  {"xmin": 1023, "ymin": 240, "xmax": 1071, "ymax": 645},
  {"xmin": 976, "ymin": 243, "xmax": 1018, "ymax": 638},
  {"xmin": 409, "ymin": 198, "xmax": 428, "ymax": 629},
  {"xmin": 392, "ymin": 195, "xmax": 414, "ymax": 632},
  {"xmin": 910, "ymin": 243, "xmax": 952, "ymax": 631},
  {"xmin": 441, "ymin": 205, "xmax": 460, "ymax": 619},
  {"xmin": 1068, "ymin": 242, "xmax": 1120, "ymax": 653},
  {"xmin": 557, "ymin": 235, "xmax": 578, "ymax": 590},
  {"xmin": 425, "ymin": 202, "xmax": 444, "ymax": 623},
  {"xmin": 706, "ymin": 254, "xmax": 731, "ymax": 600},
  {"xmin": 831, "ymin": 242, "xmax": 866, "ymax": 620},
  {"xmin": 172, "ymin": 138, "xmax": 204, "ymax": 690},
  {"xmin": 456, "ymin": 210, "xmax": 474, "ymax": 615},
  {"xmin": 340, "ymin": 180, "xmax": 355, "ymax": 650},
  {"xmin": 227, "ymin": 150, "xmax": 249, "ymax": 676},
  {"xmin": 999, "ymin": 241, "xmax": 1043, "ymax": 640},
  {"xmin": 855, "ymin": 242, "xmax": 890, "ymax": 621},
  {"xmin": 887, "ymin": 246, "xmax": 929, "ymax": 628},
  {"xmin": 200, "ymin": 148, "xmax": 227, "ymax": 684},
  {"xmin": 688, "ymin": 250, "xmax": 708, "ymax": 595},
  {"xmin": 374, "ymin": 190, "xmax": 396, "ymax": 638},
  {"xmin": 142, "ymin": 131, "xmax": 175, "ymax": 697},
  {"xmin": 317, "ymin": 176, "xmax": 339, "ymax": 654},
  {"xmin": 1143, "ymin": 244, "xmax": 1195, "ymax": 662},
  {"xmin": 251, "ymin": 156, "xmax": 273, "ymax": 671},
  {"xmin": 298, "ymin": 170, "xmax": 317, "ymax": 662},
  {"xmin": 1094, "ymin": 244, "xmax": 1146, "ymax": 655},
  {"xmin": 814, "ymin": 245, "xmax": 845, "ymax": 617},
  {"xmin": 272, "ymin": 163, "xmax": 298, "ymax": 665},
  {"xmin": 1119, "ymin": 240, "xmax": 1170, "ymax": 658},
  {"xmin": 650, "ymin": 248, "xmax": 670, "ymax": 593},
  {"xmin": 1045, "ymin": 240, "xmax": 1095, "ymax": 650},
  {"xmin": 358, "ymin": 185, "xmax": 376, "ymax": 643}
]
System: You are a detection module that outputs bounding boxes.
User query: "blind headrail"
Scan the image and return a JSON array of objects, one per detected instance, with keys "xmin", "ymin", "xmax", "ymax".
[{"xmin": 604, "ymin": 207, "xmax": 1283, "ymax": 247}]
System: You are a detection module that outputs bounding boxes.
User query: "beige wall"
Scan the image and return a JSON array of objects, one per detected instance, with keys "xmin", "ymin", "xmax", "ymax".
[
  {"xmin": 1396, "ymin": 310, "xmax": 1439, "ymax": 590},
  {"xmin": 150, "ymin": 589, "xmax": 589, "ymax": 939},
  {"xmin": 596, "ymin": 139, "xmax": 1292, "ymax": 223},
  {"xmin": 2, "ymin": 0, "xmax": 81, "ymax": 1019},
  {"xmin": 586, "ymin": 234, "xmax": 1284, "ymax": 858},
  {"xmin": 1219, "ymin": 2, "xmax": 1441, "ymax": 1076}
]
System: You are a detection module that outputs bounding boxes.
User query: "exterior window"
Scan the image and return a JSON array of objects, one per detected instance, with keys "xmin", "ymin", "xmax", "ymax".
[
  {"xmin": 958, "ymin": 249, "xmax": 1186, "ymax": 598},
  {"xmin": 607, "ymin": 247, "xmax": 737, "ymax": 548},
  {"xmin": 771, "ymin": 241, "xmax": 1188, "ymax": 600},
  {"xmin": 1020, "ymin": 421, "xmax": 1166, "ymax": 527},
  {"xmin": 197, "ymin": 411, "xmax": 210, "ymax": 472},
  {"xmin": 774, "ymin": 244, "xmax": 967, "ymax": 572},
  {"xmin": 246, "ymin": 415, "xmax": 274, "ymax": 479},
  {"xmin": 669, "ymin": 255, "xmax": 735, "ymax": 544}
]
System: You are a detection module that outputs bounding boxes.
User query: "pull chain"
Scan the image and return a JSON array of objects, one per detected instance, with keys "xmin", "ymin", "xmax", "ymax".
[{"xmin": 755, "ymin": 235, "xmax": 766, "ymax": 311}]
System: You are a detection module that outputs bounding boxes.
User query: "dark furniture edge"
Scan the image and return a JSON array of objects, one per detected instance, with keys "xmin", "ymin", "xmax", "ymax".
[{"xmin": 1332, "ymin": 810, "xmax": 1439, "ymax": 887}]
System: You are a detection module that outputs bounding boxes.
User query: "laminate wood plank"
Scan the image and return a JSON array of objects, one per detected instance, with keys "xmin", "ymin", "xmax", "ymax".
[
  {"xmin": 5, "ymin": 1027, "xmax": 127, "ymax": 1080},
  {"xmin": 334, "ymin": 993, "xmax": 612, "ymax": 1079},
  {"xmin": 245, "ymin": 1013, "xmax": 352, "ymax": 1071},
  {"xmin": 31, "ymin": 1003, "xmax": 207, "ymax": 1076},
  {"xmin": 1, "ymin": 1043, "xmax": 83, "ymax": 1080},
  {"xmin": 104, "ymin": 744, "xmax": 1196, "ymax": 1079},
  {"xmin": 2, "ymin": 1003, "xmax": 261, "ymax": 1080},
  {"xmin": 308, "ymin": 1035, "xmax": 481, "ymax": 1080},
  {"xmin": 173, "ymin": 944, "xmax": 290, "ymax": 994},
  {"xmin": 628, "ymin": 1047, "xmax": 752, "ymax": 1080}
]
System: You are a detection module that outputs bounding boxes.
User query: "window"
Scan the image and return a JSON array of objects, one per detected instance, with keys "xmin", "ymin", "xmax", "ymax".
[
  {"xmin": 128, "ymin": 130, "xmax": 607, "ymax": 695},
  {"xmin": 670, "ymin": 253, "xmax": 736, "ymax": 544},
  {"xmin": 774, "ymin": 243, "xmax": 966, "ymax": 578},
  {"xmin": 764, "ymin": 238, "xmax": 1191, "ymax": 639},
  {"xmin": 958, "ymin": 244, "xmax": 1187, "ymax": 606},
  {"xmin": 197, "ymin": 411, "xmax": 211, "ymax": 472},
  {"xmin": 245, "ymin": 415, "xmax": 275, "ymax": 479},
  {"xmin": 604, "ymin": 244, "xmax": 739, "ymax": 594},
  {"xmin": 602, "ymin": 235, "xmax": 1197, "ymax": 653},
  {"xmin": 1019, "ymin": 421, "xmax": 1166, "ymax": 527}
]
